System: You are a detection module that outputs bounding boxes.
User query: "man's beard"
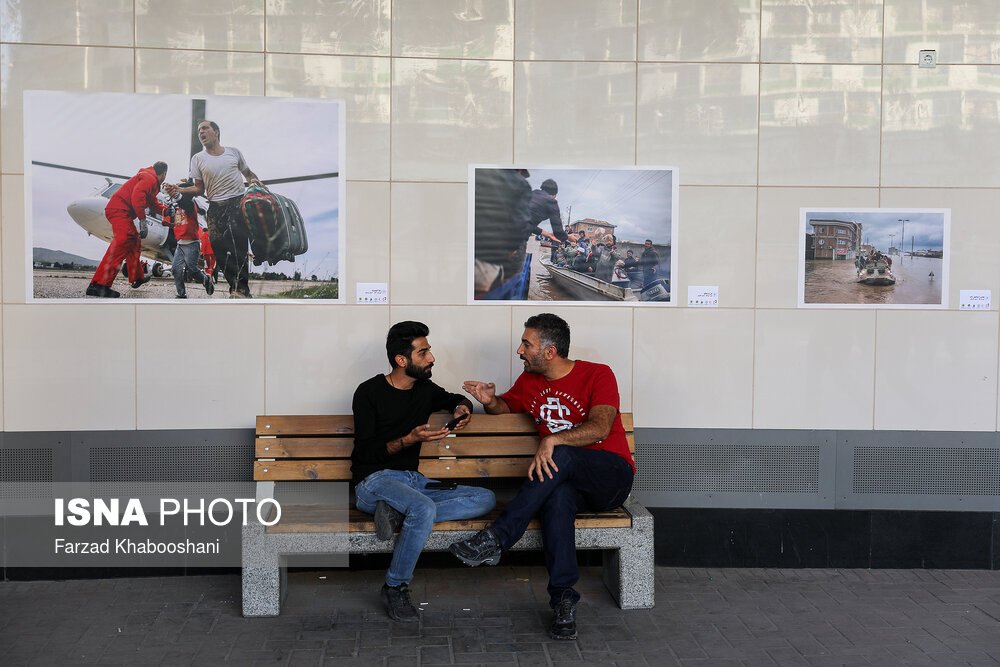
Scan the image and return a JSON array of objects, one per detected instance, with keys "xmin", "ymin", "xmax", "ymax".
[
  {"xmin": 404, "ymin": 362, "xmax": 433, "ymax": 381},
  {"xmin": 520, "ymin": 352, "xmax": 545, "ymax": 374}
]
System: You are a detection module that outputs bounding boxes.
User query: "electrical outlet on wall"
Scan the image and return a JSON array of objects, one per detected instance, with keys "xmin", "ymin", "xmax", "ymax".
[{"xmin": 919, "ymin": 50, "xmax": 937, "ymax": 68}]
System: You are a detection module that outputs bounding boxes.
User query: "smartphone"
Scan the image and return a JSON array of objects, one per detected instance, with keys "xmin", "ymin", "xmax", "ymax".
[
  {"xmin": 444, "ymin": 415, "xmax": 466, "ymax": 430},
  {"xmin": 425, "ymin": 481, "xmax": 458, "ymax": 490}
]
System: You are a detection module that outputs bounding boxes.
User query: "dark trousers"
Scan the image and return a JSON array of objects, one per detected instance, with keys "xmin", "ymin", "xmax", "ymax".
[
  {"xmin": 489, "ymin": 445, "xmax": 634, "ymax": 606},
  {"xmin": 207, "ymin": 197, "xmax": 251, "ymax": 296}
]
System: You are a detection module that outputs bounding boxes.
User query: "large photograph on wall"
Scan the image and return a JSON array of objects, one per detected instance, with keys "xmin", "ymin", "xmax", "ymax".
[
  {"xmin": 469, "ymin": 165, "xmax": 678, "ymax": 305},
  {"xmin": 798, "ymin": 208, "xmax": 950, "ymax": 308},
  {"xmin": 24, "ymin": 91, "xmax": 345, "ymax": 301}
]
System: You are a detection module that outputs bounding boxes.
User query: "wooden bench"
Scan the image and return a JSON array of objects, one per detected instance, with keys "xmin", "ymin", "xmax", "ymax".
[{"xmin": 242, "ymin": 412, "xmax": 654, "ymax": 616}]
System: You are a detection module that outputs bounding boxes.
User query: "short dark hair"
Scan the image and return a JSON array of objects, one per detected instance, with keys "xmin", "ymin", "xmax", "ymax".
[
  {"xmin": 524, "ymin": 313, "xmax": 570, "ymax": 358},
  {"xmin": 199, "ymin": 120, "xmax": 220, "ymax": 138},
  {"xmin": 645, "ymin": 239, "xmax": 653, "ymax": 244},
  {"xmin": 540, "ymin": 179, "xmax": 558, "ymax": 196},
  {"xmin": 386, "ymin": 321, "xmax": 429, "ymax": 368},
  {"xmin": 152, "ymin": 161, "xmax": 168, "ymax": 175}
]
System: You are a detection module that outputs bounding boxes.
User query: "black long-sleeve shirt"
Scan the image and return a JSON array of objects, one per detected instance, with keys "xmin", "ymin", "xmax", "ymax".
[
  {"xmin": 350, "ymin": 374, "xmax": 466, "ymax": 484},
  {"xmin": 528, "ymin": 189, "xmax": 569, "ymax": 242}
]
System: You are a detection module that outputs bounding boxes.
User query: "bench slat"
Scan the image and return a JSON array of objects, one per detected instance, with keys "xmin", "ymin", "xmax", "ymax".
[
  {"xmin": 419, "ymin": 436, "xmax": 540, "ymax": 457},
  {"xmin": 265, "ymin": 504, "xmax": 632, "ymax": 533},
  {"xmin": 257, "ymin": 415, "xmax": 356, "ymax": 436},
  {"xmin": 255, "ymin": 438, "xmax": 354, "ymax": 458},
  {"xmin": 254, "ymin": 460, "xmax": 351, "ymax": 481},
  {"xmin": 418, "ymin": 458, "xmax": 530, "ymax": 478}
]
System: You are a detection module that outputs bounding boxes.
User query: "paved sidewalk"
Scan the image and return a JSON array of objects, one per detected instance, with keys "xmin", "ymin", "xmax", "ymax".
[{"xmin": 2, "ymin": 566, "xmax": 1000, "ymax": 665}]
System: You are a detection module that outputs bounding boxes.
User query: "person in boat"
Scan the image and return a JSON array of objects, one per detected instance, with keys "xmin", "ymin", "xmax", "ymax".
[
  {"xmin": 624, "ymin": 249, "xmax": 639, "ymax": 273},
  {"xmin": 594, "ymin": 242, "xmax": 622, "ymax": 283},
  {"xmin": 640, "ymin": 239, "xmax": 660, "ymax": 287}
]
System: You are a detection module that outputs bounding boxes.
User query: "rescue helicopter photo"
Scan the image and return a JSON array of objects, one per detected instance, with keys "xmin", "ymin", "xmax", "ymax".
[{"xmin": 25, "ymin": 91, "xmax": 345, "ymax": 301}]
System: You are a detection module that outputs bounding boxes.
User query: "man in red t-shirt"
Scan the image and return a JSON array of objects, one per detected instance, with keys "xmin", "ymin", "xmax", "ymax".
[
  {"xmin": 450, "ymin": 313, "xmax": 635, "ymax": 641},
  {"xmin": 87, "ymin": 161, "xmax": 171, "ymax": 298}
]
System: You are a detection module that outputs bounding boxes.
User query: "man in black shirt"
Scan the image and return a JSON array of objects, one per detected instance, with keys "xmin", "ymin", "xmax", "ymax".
[{"xmin": 352, "ymin": 321, "xmax": 495, "ymax": 622}]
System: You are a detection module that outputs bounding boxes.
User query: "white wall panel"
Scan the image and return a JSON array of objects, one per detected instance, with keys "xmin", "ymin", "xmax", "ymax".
[
  {"xmin": 392, "ymin": 59, "xmax": 513, "ymax": 182},
  {"xmin": 754, "ymin": 309, "xmax": 876, "ymax": 429},
  {"xmin": 637, "ymin": 63, "xmax": 759, "ymax": 185},
  {"xmin": 135, "ymin": 0, "xmax": 264, "ymax": 52},
  {"xmin": 635, "ymin": 308, "xmax": 754, "ymax": 428},
  {"xmin": 514, "ymin": 62, "xmax": 636, "ymax": 165},
  {"xmin": 874, "ymin": 310, "xmax": 999, "ymax": 431},
  {"xmin": 881, "ymin": 65, "xmax": 1000, "ymax": 188},
  {"xmin": 392, "ymin": 0, "xmax": 513, "ymax": 60},
  {"xmin": 265, "ymin": 0, "xmax": 391, "ymax": 56},
  {"xmin": 265, "ymin": 305, "xmax": 389, "ymax": 415},
  {"xmin": 389, "ymin": 182, "xmax": 467, "ymax": 305},
  {"xmin": 137, "ymin": 50, "xmax": 265, "ymax": 97},
  {"xmin": 136, "ymin": 304, "xmax": 264, "ymax": 430},
  {"xmin": 3, "ymin": 304, "xmax": 135, "ymax": 431},
  {"xmin": 516, "ymin": 0, "xmax": 637, "ymax": 61},
  {"xmin": 638, "ymin": 0, "xmax": 760, "ymax": 62},
  {"xmin": 1, "ymin": 0, "xmax": 133, "ymax": 46}
]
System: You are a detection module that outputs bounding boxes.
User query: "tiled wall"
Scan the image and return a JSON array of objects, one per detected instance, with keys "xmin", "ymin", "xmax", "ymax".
[{"xmin": 1, "ymin": 0, "xmax": 999, "ymax": 432}]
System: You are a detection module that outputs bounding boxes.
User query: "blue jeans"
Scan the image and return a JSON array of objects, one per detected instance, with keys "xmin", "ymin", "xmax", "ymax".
[
  {"xmin": 355, "ymin": 469, "xmax": 496, "ymax": 587},
  {"xmin": 489, "ymin": 446, "xmax": 634, "ymax": 606}
]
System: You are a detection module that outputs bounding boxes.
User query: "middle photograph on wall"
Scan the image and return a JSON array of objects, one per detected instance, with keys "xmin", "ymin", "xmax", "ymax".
[{"xmin": 469, "ymin": 165, "xmax": 678, "ymax": 305}]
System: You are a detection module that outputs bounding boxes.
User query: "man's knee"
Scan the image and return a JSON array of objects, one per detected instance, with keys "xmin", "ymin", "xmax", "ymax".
[
  {"xmin": 551, "ymin": 444, "xmax": 577, "ymax": 467},
  {"xmin": 470, "ymin": 486, "xmax": 496, "ymax": 512},
  {"xmin": 541, "ymin": 483, "xmax": 578, "ymax": 517},
  {"xmin": 403, "ymin": 494, "xmax": 435, "ymax": 525}
]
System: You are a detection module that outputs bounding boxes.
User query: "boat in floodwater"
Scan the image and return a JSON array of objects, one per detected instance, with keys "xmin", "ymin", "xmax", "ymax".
[{"xmin": 857, "ymin": 257, "xmax": 896, "ymax": 286}]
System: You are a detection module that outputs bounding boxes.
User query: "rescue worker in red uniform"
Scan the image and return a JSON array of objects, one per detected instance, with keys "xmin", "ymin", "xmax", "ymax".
[
  {"xmin": 86, "ymin": 161, "xmax": 172, "ymax": 298},
  {"xmin": 197, "ymin": 225, "xmax": 217, "ymax": 282}
]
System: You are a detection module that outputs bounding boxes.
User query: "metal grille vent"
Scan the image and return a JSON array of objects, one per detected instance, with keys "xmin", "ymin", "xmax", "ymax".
[
  {"xmin": 89, "ymin": 445, "xmax": 249, "ymax": 483},
  {"xmin": 0, "ymin": 448, "xmax": 53, "ymax": 498},
  {"xmin": 853, "ymin": 446, "xmax": 1000, "ymax": 495},
  {"xmin": 634, "ymin": 443, "xmax": 820, "ymax": 493}
]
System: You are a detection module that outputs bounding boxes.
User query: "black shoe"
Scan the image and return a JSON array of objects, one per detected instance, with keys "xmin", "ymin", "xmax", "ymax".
[
  {"xmin": 380, "ymin": 583, "xmax": 418, "ymax": 622},
  {"xmin": 130, "ymin": 275, "xmax": 151, "ymax": 289},
  {"xmin": 175, "ymin": 294, "xmax": 187, "ymax": 299},
  {"xmin": 85, "ymin": 282, "xmax": 119, "ymax": 298},
  {"xmin": 448, "ymin": 527, "xmax": 501, "ymax": 567},
  {"xmin": 203, "ymin": 272, "xmax": 215, "ymax": 295},
  {"xmin": 549, "ymin": 592, "xmax": 578, "ymax": 640},
  {"xmin": 374, "ymin": 501, "xmax": 404, "ymax": 541}
]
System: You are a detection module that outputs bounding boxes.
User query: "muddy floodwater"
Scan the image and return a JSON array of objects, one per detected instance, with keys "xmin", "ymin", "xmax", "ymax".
[{"xmin": 804, "ymin": 255, "xmax": 943, "ymax": 305}]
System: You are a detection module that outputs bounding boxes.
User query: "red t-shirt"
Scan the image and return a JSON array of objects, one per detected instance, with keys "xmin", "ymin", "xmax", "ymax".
[{"xmin": 501, "ymin": 360, "xmax": 635, "ymax": 472}]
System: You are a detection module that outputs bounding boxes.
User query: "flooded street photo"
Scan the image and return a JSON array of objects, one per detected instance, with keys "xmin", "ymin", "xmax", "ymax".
[{"xmin": 804, "ymin": 255, "xmax": 943, "ymax": 305}]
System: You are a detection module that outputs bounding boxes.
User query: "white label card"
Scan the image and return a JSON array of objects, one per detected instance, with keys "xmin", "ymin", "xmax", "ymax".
[
  {"xmin": 959, "ymin": 289, "xmax": 991, "ymax": 310},
  {"xmin": 356, "ymin": 282, "xmax": 388, "ymax": 304},
  {"xmin": 687, "ymin": 285, "xmax": 719, "ymax": 307}
]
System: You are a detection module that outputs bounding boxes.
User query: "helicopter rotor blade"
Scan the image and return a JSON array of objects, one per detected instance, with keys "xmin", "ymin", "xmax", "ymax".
[
  {"xmin": 31, "ymin": 161, "xmax": 129, "ymax": 180},
  {"xmin": 260, "ymin": 172, "xmax": 339, "ymax": 186}
]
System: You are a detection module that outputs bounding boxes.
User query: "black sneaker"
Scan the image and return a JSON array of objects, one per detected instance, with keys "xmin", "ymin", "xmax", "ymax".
[
  {"xmin": 448, "ymin": 527, "xmax": 501, "ymax": 567},
  {"xmin": 203, "ymin": 272, "xmax": 214, "ymax": 295},
  {"xmin": 130, "ymin": 274, "xmax": 151, "ymax": 289},
  {"xmin": 85, "ymin": 282, "xmax": 119, "ymax": 298},
  {"xmin": 549, "ymin": 592, "xmax": 578, "ymax": 640},
  {"xmin": 380, "ymin": 583, "xmax": 418, "ymax": 622},
  {"xmin": 374, "ymin": 501, "xmax": 404, "ymax": 541}
]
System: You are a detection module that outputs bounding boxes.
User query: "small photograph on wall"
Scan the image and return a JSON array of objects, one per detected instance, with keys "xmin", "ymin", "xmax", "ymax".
[
  {"xmin": 24, "ymin": 91, "xmax": 345, "ymax": 301},
  {"xmin": 798, "ymin": 208, "xmax": 950, "ymax": 308},
  {"xmin": 469, "ymin": 165, "xmax": 678, "ymax": 305}
]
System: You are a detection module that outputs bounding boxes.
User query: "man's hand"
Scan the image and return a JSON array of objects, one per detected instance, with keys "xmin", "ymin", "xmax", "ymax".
[
  {"xmin": 448, "ymin": 405, "xmax": 472, "ymax": 432},
  {"xmin": 408, "ymin": 423, "xmax": 449, "ymax": 443},
  {"xmin": 463, "ymin": 381, "xmax": 496, "ymax": 406},
  {"xmin": 163, "ymin": 183, "xmax": 178, "ymax": 197},
  {"xmin": 528, "ymin": 435, "xmax": 560, "ymax": 482}
]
